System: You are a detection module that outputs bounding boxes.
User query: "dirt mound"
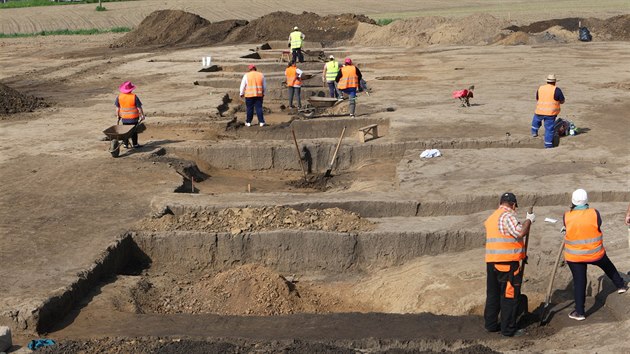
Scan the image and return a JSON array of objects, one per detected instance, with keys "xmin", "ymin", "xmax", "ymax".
[
  {"xmin": 137, "ymin": 206, "xmax": 375, "ymax": 233},
  {"xmin": 0, "ymin": 83, "xmax": 47, "ymax": 115},
  {"xmin": 112, "ymin": 10, "xmax": 213, "ymax": 48},
  {"xmin": 226, "ymin": 11, "xmax": 374, "ymax": 45},
  {"xmin": 354, "ymin": 14, "xmax": 630, "ymax": 47},
  {"xmin": 113, "ymin": 10, "xmax": 374, "ymax": 48},
  {"xmin": 353, "ymin": 14, "xmax": 509, "ymax": 47},
  {"xmin": 131, "ymin": 264, "xmax": 358, "ymax": 316},
  {"xmin": 504, "ymin": 15, "xmax": 630, "ymax": 41}
]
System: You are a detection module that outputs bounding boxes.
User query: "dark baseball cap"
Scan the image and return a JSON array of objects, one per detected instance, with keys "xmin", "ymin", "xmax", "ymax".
[{"xmin": 500, "ymin": 192, "xmax": 518, "ymax": 207}]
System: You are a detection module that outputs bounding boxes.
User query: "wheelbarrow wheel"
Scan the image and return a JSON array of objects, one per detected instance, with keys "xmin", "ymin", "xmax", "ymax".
[{"xmin": 110, "ymin": 139, "xmax": 121, "ymax": 158}]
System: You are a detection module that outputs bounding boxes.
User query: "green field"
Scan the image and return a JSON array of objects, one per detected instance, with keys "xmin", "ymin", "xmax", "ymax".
[
  {"xmin": 0, "ymin": 26, "xmax": 130, "ymax": 37},
  {"xmin": 0, "ymin": 0, "xmax": 129, "ymax": 9}
]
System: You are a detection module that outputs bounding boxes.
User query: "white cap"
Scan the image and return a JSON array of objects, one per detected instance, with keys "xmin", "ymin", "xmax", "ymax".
[
  {"xmin": 293, "ymin": 26, "xmax": 299, "ymax": 30},
  {"xmin": 571, "ymin": 189, "xmax": 588, "ymax": 206},
  {"xmin": 329, "ymin": 55, "xmax": 335, "ymax": 59}
]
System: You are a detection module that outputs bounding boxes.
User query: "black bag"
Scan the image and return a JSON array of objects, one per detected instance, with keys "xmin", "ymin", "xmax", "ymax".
[{"xmin": 579, "ymin": 27, "xmax": 592, "ymax": 42}]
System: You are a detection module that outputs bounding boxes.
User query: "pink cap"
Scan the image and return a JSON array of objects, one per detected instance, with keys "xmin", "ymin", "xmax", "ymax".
[
  {"xmin": 248, "ymin": 64, "xmax": 257, "ymax": 70},
  {"xmin": 344, "ymin": 58, "xmax": 352, "ymax": 65}
]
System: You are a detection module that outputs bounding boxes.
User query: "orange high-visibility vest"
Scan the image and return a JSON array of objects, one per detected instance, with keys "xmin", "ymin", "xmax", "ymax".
[
  {"xmin": 338, "ymin": 65, "xmax": 358, "ymax": 90},
  {"xmin": 484, "ymin": 208, "xmax": 526, "ymax": 263},
  {"xmin": 118, "ymin": 93, "xmax": 139, "ymax": 119},
  {"xmin": 244, "ymin": 71, "xmax": 264, "ymax": 98},
  {"xmin": 564, "ymin": 208, "xmax": 605, "ymax": 263},
  {"xmin": 285, "ymin": 66, "xmax": 302, "ymax": 87},
  {"xmin": 535, "ymin": 84, "xmax": 561, "ymax": 116}
]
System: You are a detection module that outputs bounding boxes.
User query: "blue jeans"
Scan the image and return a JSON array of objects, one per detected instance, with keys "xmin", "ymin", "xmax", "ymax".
[
  {"xmin": 291, "ymin": 48, "xmax": 304, "ymax": 63},
  {"xmin": 341, "ymin": 88, "xmax": 357, "ymax": 116},
  {"xmin": 245, "ymin": 96, "xmax": 265, "ymax": 124},
  {"xmin": 531, "ymin": 114, "xmax": 556, "ymax": 148},
  {"xmin": 288, "ymin": 86, "xmax": 301, "ymax": 108},
  {"xmin": 327, "ymin": 81, "xmax": 340, "ymax": 98},
  {"xmin": 567, "ymin": 254, "xmax": 624, "ymax": 316}
]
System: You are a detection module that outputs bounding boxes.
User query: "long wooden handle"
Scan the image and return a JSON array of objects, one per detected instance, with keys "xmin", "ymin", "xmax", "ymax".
[
  {"xmin": 328, "ymin": 126, "xmax": 346, "ymax": 169},
  {"xmin": 291, "ymin": 129, "xmax": 307, "ymax": 180},
  {"xmin": 544, "ymin": 241, "xmax": 565, "ymax": 304}
]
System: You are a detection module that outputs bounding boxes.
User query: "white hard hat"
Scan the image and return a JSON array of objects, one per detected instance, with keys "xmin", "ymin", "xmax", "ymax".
[
  {"xmin": 329, "ymin": 55, "xmax": 335, "ymax": 60},
  {"xmin": 571, "ymin": 189, "xmax": 588, "ymax": 206},
  {"xmin": 293, "ymin": 26, "xmax": 299, "ymax": 30}
]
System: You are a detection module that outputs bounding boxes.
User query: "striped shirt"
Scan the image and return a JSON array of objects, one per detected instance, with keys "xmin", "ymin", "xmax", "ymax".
[{"xmin": 497, "ymin": 205, "xmax": 523, "ymax": 238}]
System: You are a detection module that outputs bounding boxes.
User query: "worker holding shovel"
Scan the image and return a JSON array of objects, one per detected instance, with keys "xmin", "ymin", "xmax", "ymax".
[
  {"xmin": 483, "ymin": 192, "xmax": 535, "ymax": 337},
  {"xmin": 563, "ymin": 189, "xmax": 627, "ymax": 321}
]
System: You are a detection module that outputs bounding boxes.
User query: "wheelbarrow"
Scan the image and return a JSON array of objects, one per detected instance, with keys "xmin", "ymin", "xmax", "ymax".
[
  {"xmin": 102, "ymin": 123, "xmax": 145, "ymax": 158},
  {"xmin": 298, "ymin": 97, "xmax": 344, "ymax": 118}
]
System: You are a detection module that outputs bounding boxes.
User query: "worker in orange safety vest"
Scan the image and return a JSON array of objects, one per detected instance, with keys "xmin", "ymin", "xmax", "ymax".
[
  {"xmin": 335, "ymin": 57, "xmax": 363, "ymax": 118},
  {"xmin": 285, "ymin": 61, "xmax": 303, "ymax": 109},
  {"xmin": 563, "ymin": 189, "xmax": 627, "ymax": 321},
  {"xmin": 239, "ymin": 64, "xmax": 267, "ymax": 127},
  {"xmin": 531, "ymin": 74, "xmax": 565, "ymax": 148},
  {"xmin": 484, "ymin": 192, "xmax": 535, "ymax": 337},
  {"xmin": 115, "ymin": 81, "xmax": 145, "ymax": 148}
]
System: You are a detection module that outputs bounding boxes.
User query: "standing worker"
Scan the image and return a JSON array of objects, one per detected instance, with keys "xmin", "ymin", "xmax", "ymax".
[
  {"xmin": 285, "ymin": 61, "xmax": 303, "ymax": 109},
  {"xmin": 563, "ymin": 189, "xmax": 627, "ymax": 321},
  {"xmin": 484, "ymin": 192, "xmax": 535, "ymax": 337},
  {"xmin": 288, "ymin": 26, "xmax": 305, "ymax": 63},
  {"xmin": 115, "ymin": 81, "xmax": 145, "ymax": 148},
  {"xmin": 322, "ymin": 55, "xmax": 340, "ymax": 98},
  {"xmin": 239, "ymin": 64, "xmax": 266, "ymax": 127},
  {"xmin": 336, "ymin": 58, "xmax": 363, "ymax": 118},
  {"xmin": 531, "ymin": 74, "xmax": 565, "ymax": 148}
]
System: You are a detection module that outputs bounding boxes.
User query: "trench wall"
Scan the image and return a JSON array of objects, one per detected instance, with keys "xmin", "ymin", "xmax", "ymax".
[
  {"xmin": 170, "ymin": 137, "xmax": 539, "ymax": 173},
  {"xmin": 131, "ymin": 229, "xmax": 484, "ymax": 274}
]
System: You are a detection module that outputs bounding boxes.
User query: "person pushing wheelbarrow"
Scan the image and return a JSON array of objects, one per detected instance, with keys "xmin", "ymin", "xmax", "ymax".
[{"xmin": 115, "ymin": 81, "xmax": 145, "ymax": 148}]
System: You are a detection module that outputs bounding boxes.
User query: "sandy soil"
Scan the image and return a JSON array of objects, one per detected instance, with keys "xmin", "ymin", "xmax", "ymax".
[{"xmin": 1, "ymin": 1, "xmax": 629, "ymax": 353}]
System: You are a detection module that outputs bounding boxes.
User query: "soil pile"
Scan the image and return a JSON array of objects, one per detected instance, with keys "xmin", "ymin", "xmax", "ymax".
[
  {"xmin": 226, "ymin": 11, "xmax": 374, "ymax": 45},
  {"xmin": 112, "ymin": 10, "xmax": 215, "ymax": 48},
  {"xmin": 353, "ymin": 14, "xmax": 509, "ymax": 47},
  {"xmin": 113, "ymin": 10, "xmax": 374, "ymax": 48},
  {"xmin": 137, "ymin": 206, "xmax": 375, "ymax": 233},
  {"xmin": 354, "ymin": 14, "xmax": 630, "ymax": 47},
  {"xmin": 503, "ymin": 15, "xmax": 630, "ymax": 42},
  {"xmin": 0, "ymin": 83, "xmax": 47, "ymax": 115},
  {"xmin": 131, "ymin": 264, "xmax": 355, "ymax": 316}
]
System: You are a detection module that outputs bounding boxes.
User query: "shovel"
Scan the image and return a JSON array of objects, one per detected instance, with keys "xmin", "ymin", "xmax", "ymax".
[
  {"xmin": 324, "ymin": 126, "xmax": 346, "ymax": 177},
  {"xmin": 539, "ymin": 230, "xmax": 566, "ymax": 326}
]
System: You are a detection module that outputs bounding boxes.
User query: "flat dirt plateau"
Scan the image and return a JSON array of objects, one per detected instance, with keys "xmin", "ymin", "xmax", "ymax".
[{"xmin": 1, "ymin": 1, "xmax": 629, "ymax": 353}]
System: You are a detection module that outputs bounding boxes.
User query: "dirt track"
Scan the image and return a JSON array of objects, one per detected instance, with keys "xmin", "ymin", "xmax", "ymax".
[{"xmin": 1, "ymin": 1, "xmax": 629, "ymax": 353}]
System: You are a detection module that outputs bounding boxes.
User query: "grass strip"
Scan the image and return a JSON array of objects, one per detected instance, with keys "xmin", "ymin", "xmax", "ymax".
[
  {"xmin": 0, "ymin": 0, "xmax": 129, "ymax": 9},
  {"xmin": 0, "ymin": 27, "xmax": 131, "ymax": 38}
]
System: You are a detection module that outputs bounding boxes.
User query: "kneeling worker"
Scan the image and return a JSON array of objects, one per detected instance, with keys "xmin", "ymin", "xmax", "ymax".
[{"xmin": 484, "ymin": 192, "xmax": 535, "ymax": 337}]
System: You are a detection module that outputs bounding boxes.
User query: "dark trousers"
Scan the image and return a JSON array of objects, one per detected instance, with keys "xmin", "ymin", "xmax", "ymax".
[
  {"xmin": 292, "ymin": 48, "xmax": 304, "ymax": 63},
  {"xmin": 327, "ymin": 81, "xmax": 340, "ymax": 98},
  {"xmin": 288, "ymin": 86, "xmax": 301, "ymax": 108},
  {"xmin": 245, "ymin": 96, "xmax": 265, "ymax": 124},
  {"xmin": 531, "ymin": 114, "xmax": 556, "ymax": 148},
  {"xmin": 567, "ymin": 253, "xmax": 625, "ymax": 316},
  {"xmin": 484, "ymin": 262, "xmax": 522, "ymax": 336},
  {"xmin": 122, "ymin": 121, "xmax": 138, "ymax": 145}
]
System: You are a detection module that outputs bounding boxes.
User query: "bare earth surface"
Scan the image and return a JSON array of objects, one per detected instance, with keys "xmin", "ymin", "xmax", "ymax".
[{"xmin": 1, "ymin": 1, "xmax": 629, "ymax": 353}]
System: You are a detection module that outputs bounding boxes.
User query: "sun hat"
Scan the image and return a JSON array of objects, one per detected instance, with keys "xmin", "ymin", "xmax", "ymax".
[
  {"xmin": 344, "ymin": 58, "xmax": 352, "ymax": 65},
  {"xmin": 248, "ymin": 64, "xmax": 257, "ymax": 70},
  {"xmin": 546, "ymin": 74, "xmax": 557, "ymax": 83},
  {"xmin": 571, "ymin": 189, "xmax": 588, "ymax": 206},
  {"xmin": 119, "ymin": 81, "xmax": 136, "ymax": 94},
  {"xmin": 500, "ymin": 192, "xmax": 518, "ymax": 207}
]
